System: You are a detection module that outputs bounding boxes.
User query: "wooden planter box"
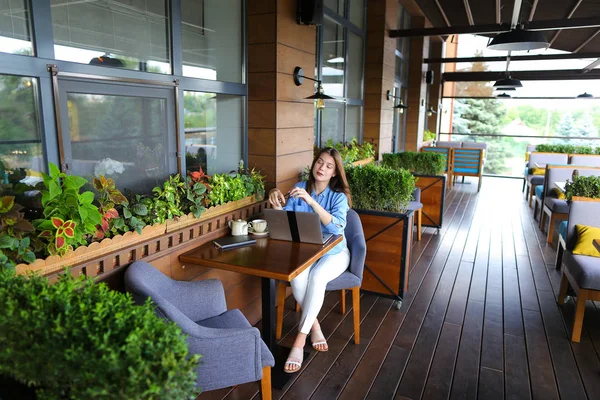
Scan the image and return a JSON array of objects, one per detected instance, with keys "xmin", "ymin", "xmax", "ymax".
[
  {"xmin": 351, "ymin": 157, "xmax": 374, "ymax": 167},
  {"xmin": 15, "ymin": 195, "xmax": 258, "ymax": 278},
  {"xmin": 356, "ymin": 208, "xmax": 414, "ymax": 305},
  {"xmin": 414, "ymin": 174, "xmax": 446, "ymax": 229}
]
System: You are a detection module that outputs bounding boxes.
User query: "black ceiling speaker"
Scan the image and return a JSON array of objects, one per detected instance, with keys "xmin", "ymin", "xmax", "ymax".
[
  {"xmin": 426, "ymin": 70, "xmax": 435, "ymax": 84},
  {"xmin": 297, "ymin": 0, "xmax": 324, "ymax": 25}
]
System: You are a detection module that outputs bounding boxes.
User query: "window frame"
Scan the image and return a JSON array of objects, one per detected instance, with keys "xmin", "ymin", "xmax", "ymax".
[{"xmin": 0, "ymin": 0, "xmax": 248, "ymax": 177}]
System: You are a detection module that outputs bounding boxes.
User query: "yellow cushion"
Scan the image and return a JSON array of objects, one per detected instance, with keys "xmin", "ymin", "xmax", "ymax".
[
  {"xmin": 572, "ymin": 224, "xmax": 600, "ymax": 257},
  {"xmin": 532, "ymin": 167, "xmax": 545, "ymax": 175},
  {"xmin": 553, "ymin": 188, "xmax": 566, "ymax": 200},
  {"xmin": 525, "ymin": 152, "xmax": 530, "ymax": 161}
]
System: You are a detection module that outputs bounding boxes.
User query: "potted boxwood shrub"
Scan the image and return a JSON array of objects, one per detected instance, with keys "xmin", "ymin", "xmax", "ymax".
[
  {"xmin": 0, "ymin": 269, "xmax": 199, "ymax": 399},
  {"xmin": 382, "ymin": 151, "xmax": 447, "ymax": 229},
  {"xmin": 345, "ymin": 164, "xmax": 416, "ymax": 308},
  {"xmin": 565, "ymin": 175, "xmax": 600, "ymax": 201}
]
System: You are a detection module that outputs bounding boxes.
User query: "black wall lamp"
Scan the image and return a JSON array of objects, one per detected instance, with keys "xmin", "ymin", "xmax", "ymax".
[
  {"xmin": 426, "ymin": 106, "xmax": 437, "ymax": 117},
  {"xmin": 386, "ymin": 90, "xmax": 408, "ymax": 114},
  {"xmin": 293, "ymin": 66, "xmax": 334, "ymax": 109}
]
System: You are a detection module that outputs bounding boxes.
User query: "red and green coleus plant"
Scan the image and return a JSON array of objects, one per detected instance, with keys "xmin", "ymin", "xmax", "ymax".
[
  {"xmin": 0, "ymin": 196, "xmax": 38, "ymax": 269},
  {"xmin": 38, "ymin": 218, "xmax": 77, "ymax": 256},
  {"xmin": 34, "ymin": 163, "xmax": 103, "ymax": 256},
  {"xmin": 92, "ymin": 175, "xmax": 127, "ymax": 239}
]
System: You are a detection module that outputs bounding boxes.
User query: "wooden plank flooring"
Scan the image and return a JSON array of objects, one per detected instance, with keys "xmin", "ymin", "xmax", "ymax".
[{"xmin": 197, "ymin": 177, "xmax": 600, "ymax": 400}]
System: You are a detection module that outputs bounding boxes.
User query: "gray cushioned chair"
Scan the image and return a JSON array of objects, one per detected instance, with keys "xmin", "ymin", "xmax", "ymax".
[
  {"xmin": 125, "ymin": 261, "xmax": 275, "ymax": 398},
  {"xmin": 407, "ymin": 187, "xmax": 423, "ymax": 241},
  {"xmin": 557, "ymin": 200, "xmax": 600, "ymax": 342},
  {"xmin": 275, "ymin": 209, "xmax": 367, "ymax": 343},
  {"xmin": 526, "ymin": 153, "xmax": 569, "ymax": 207},
  {"xmin": 541, "ymin": 166, "xmax": 600, "ymax": 244},
  {"xmin": 569, "ymin": 154, "xmax": 600, "ymax": 167},
  {"xmin": 436, "ymin": 140, "xmax": 462, "ymax": 148}
]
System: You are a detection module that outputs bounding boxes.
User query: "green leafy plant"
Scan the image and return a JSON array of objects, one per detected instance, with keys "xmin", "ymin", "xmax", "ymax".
[
  {"xmin": 151, "ymin": 175, "xmax": 186, "ymax": 224},
  {"xmin": 37, "ymin": 217, "xmax": 77, "ymax": 256},
  {"xmin": 92, "ymin": 175, "xmax": 128, "ymax": 240},
  {"xmin": 0, "ymin": 269, "xmax": 199, "ymax": 399},
  {"xmin": 34, "ymin": 163, "xmax": 102, "ymax": 256},
  {"xmin": 111, "ymin": 193, "xmax": 151, "ymax": 235},
  {"xmin": 382, "ymin": 152, "xmax": 446, "ymax": 176},
  {"xmin": 207, "ymin": 172, "xmax": 252, "ymax": 207},
  {"xmin": 535, "ymin": 144, "xmax": 595, "ymax": 154},
  {"xmin": 236, "ymin": 160, "xmax": 266, "ymax": 200},
  {"xmin": 346, "ymin": 164, "xmax": 416, "ymax": 213},
  {"xmin": 423, "ymin": 129, "xmax": 436, "ymax": 142},
  {"xmin": 182, "ymin": 175, "xmax": 207, "ymax": 218},
  {"xmin": 0, "ymin": 196, "xmax": 36, "ymax": 269},
  {"xmin": 564, "ymin": 175, "xmax": 600, "ymax": 200},
  {"xmin": 323, "ymin": 138, "xmax": 375, "ymax": 164}
]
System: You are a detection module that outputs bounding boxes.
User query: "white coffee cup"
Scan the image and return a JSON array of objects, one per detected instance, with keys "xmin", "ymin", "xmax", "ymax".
[{"xmin": 250, "ymin": 219, "xmax": 267, "ymax": 233}]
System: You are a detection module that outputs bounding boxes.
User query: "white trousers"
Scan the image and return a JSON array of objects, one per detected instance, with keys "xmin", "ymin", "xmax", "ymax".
[{"xmin": 291, "ymin": 247, "xmax": 351, "ymax": 334}]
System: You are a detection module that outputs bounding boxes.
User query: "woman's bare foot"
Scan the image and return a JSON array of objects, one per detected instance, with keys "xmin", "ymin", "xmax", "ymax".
[
  {"xmin": 310, "ymin": 321, "xmax": 328, "ymax": 352},
  {"xmin": 284, "ymin": 346, "xmax": 304, "ymax": 373}
]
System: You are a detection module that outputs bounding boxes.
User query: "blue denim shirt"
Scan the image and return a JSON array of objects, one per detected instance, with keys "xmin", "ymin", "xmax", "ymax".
[{"xmin": 283, "ymin": 181, "xmax": 349, "ymax": 255}]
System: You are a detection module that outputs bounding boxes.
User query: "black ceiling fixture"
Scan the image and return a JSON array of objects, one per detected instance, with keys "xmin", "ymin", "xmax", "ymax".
[
  {"xmin": 493, "ymin": 77, "xmax": 523, "ymax": 89},
  {"xmin": 487, "ymin": 25, "xmax": 549, "ymax": 51},
  {"xmin": 577, "ymin": 92, "xmax": 594, "ymax": 98}
]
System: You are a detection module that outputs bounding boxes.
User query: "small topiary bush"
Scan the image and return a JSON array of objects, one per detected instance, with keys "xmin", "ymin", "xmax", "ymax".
[
  {"xmin": 346, "ymin": 164, "xmax": 416, "ymax": 213},
  {"xmin": 381, "ymin": 152, "xmax": 446, "ymax": 176},
  {"xmin": 564, "ymin": 175, "xmax": 600, "ymax": 201},
  {"xmin": 0, "ymin": 269, "xmax": 199, "ymax": 399}
]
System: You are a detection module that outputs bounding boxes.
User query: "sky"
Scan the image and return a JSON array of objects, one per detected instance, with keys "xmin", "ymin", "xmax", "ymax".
[{"xmin": 453, "ymin": 34, "xmax": 600, "ymax": 100}]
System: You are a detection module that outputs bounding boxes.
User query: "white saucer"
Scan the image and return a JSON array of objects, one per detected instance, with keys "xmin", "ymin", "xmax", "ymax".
[{"xmin": 250, "ymin": 229, "xmax": 269, "ymax": 237}]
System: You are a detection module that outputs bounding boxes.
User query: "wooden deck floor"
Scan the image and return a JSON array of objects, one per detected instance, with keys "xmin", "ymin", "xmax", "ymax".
[{"xmin": 198, "ymin": 177, "xmax": 600, "ymax": 400}]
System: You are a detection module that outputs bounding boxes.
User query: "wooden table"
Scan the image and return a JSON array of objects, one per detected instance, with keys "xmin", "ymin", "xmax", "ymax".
[
  {"xmin": 594, "ymin": 239, "xmax": 600, "ymax": 253},
  {"xmin": 179, "ymin": 234, "xmax": 342, "ymax": 388}
]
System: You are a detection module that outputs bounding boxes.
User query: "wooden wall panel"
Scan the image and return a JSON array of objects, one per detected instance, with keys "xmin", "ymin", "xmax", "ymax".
[
  {"xmin": 277, "ymin": 127, "xmax": 314, "ymax": 155},
  {"xmin": 248, "ymin": 0, "xmax": 276, "ymax": 15},
  {"xmin": 248, "ymin": 128, "xmax": 275, "ymax": 156},
  {"xmin": 248, "ymin": 72, "xmax": 276, "ymax": 101},
  {"xmin": 276, "ymin": 72, "xmax": 314, "ymax": 102},
  {"xmin": 248, "ymin": 14, "xmax": 276, "ymax": 44},
  {"xmin": 276, "ymin": 102, "xmax": 314, "ymax": 129},
  {"xmin": 276, "ymin": 15, "xmax": 316, "ymax": 54},
  {"xmin": 277, "ymin": 43, "xmax": 316, "ymax": 75},
  {"xmin": 276, "ymin": 151, "xmax": 313, "ymax": 183},
  {"xmin": 248, "ymin": 101, "xmax": 276, "ymax": 129},
  {"xmin": 248, "ymin": 43, "xmax": 276, "ymax": 72}
]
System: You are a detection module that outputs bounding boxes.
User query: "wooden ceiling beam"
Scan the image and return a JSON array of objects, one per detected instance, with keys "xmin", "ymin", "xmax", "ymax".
[
  {"xmin": 548, "ymin": 0, "xmax": 584, "ymax": 47},
  {"xmin": 426, "ymin": 52, "xmax": 600, "ymax": 63},
  {"xmin": 389, "ymin": 17, "xmax": 600, "ymax": 38},
  {"xmin": 443, "ymin": 69, "xmax": 600, "ymax": 82}
]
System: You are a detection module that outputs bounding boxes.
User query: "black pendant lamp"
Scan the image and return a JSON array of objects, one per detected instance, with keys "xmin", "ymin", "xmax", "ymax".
[
  {"xmin": 495, "ymin": 86, "xmax": 516, "ymax": 91},
  {"xmin": 497, "ymin": 92, "xmax": 511, "ymax": 98},
  {"xmin": 293, "ymin": 66, "xmax": 334, "ymax": 109},
  {"xmin": 488, "ymin": 26, "xmax": 549, "ymax": 51},
  {"xmin": 577, "ymin": 92, "xmax": 594, "ymax": 99},
  {"xmin": 493, "ymin": 77, "xmax": 523, "ymax": 89}
]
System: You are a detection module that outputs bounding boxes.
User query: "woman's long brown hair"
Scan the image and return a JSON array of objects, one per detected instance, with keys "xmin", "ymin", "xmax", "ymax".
[{"xmin": 306, "ymin": 147, "xmax": 352, "ymax": 208}]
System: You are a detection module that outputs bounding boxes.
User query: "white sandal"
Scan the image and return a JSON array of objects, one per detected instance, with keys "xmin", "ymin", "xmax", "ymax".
[
  {"xmin": 284, "ymin": 347, "xmax": 304, "ymax": 373},
  {"xmin": 311, "ymin": 330, "xmax": 329, "ymax": 352}
]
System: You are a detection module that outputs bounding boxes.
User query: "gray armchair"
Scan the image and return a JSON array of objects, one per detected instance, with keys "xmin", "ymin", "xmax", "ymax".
[
  {"xmin": 557, "ymin": 201, "xmax": 600, "ymax": 342},
  {"xmin": 275, "ymin": 209, "xmax": 367, "ymax": 343},
  {"xmin": 407, "ymin": 187, "xmax": 423, "ymax": 241},
  {"xmin": 125, "ymin": 261, "xmax": 275, "ymax": 397}
]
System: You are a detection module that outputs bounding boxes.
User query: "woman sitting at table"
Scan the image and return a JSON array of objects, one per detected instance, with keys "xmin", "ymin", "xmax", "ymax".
[{"xmin": 268, "ymin": 147, "xmax": 352, "ymax": 374}]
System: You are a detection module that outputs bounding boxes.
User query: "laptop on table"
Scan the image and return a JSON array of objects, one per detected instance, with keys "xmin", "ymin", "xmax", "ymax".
[{"xmin": 263, "ymin": 209, "xmax": 333, "ymax": 245}]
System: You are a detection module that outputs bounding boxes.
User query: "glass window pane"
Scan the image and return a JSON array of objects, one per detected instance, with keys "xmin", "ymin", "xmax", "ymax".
[
  {"xmin": 66, "ymin": 92, "xmax": 172, "ymax": 193},
  {"xmin": 184, "ymin": 92, "xmax": 243, "ymax": 175},
  {"xmin": 320, "ymin": 102, "xmax": 345, "ymax": 146},
  {"xmin": 349, "ymin": 0, "xmax": 364, "ymax": 28},
  {"xmin": 0, "ymin": 75, "xmax": 43, "ymax": 191},
  {"xmin": 51, "ymin": 0, "xmax": 171, "ymax": 74},
  {"xmin": 347, "ymin": 31, "xmax": 363, "ymax": 99},
  {"xmin": 324, "ymin": 0, "xmax": 345, "ymax": 15},
  {"xmin": 182, "ymin": 0, "xmax": 243, "ymax": 83},
  {"xmin": 346, "ymin": 105, "xmax": 362, "ymax": 142},
  {"xmin": 396, "ymin": 4, "xmax": 403, "ymax": 52},
  {"xmin": 0, "ymin": 0, "xmax": 33, "ymax": 55},
  {"xmin": 322, "ymin": 19, "xmax": 344, "ymax": 97}
]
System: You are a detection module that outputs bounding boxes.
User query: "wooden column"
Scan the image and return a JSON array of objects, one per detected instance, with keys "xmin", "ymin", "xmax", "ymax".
[
  {"xmin": 427, "ymin": 41, "xmax": 444, "ymax": 135},
  {"xmin": 248, "ymin": 0, "xmax": 316, "ymax": 194},
  {"xmin": 441, "ymin": 36, "xmax": 459, "ymax": 134},
  {"xmin": 364, "ymin": 0, "xmax": 398, "ymax": 159},
  {"xmin": 405, "ymin": 17, "xmax": 429, "ymax": 152}
]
